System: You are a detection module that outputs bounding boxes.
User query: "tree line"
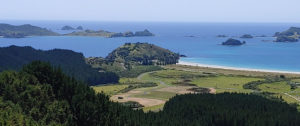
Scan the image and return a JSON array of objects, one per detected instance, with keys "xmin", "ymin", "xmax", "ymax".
[{"xmin": 1, "ymin": 61, "xmax": 300, "ymax": 125}]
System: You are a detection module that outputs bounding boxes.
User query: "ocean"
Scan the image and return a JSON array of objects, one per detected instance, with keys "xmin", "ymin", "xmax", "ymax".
[{"xmin": 0, "ymin": 20, "xmax": 300, "ymax": 72}]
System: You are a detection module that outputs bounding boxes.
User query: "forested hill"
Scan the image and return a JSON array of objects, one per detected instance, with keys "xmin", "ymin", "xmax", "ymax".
[
  {"xmin": 274, "ymin": 27, "xmax": 300, "ymax": 42},
  {"xmin": 0, "ymin": 24, "xmax": 59, "ymax": 38},
  {"xmin": 0, "ymin": 46, "xmax": 119, "ymax": 85},
  {"xmin": 1, "ymin": 62, "xmax": 300, "ymax": 125},
  {"xmin": 106, "ymin": 42, "xmax": 180, "ymax": 65}
]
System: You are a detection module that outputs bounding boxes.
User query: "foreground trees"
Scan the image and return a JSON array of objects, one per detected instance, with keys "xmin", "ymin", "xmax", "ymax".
[{"xmin": 0, "ymin": 61, "xmax": 300, "ymax": 126}]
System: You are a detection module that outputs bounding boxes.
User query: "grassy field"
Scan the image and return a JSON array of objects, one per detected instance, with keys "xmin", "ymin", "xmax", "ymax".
[
  {"xmin": 133, "ymin": 91, "xmax": 177, "ymax": 100},
  {"xmin": 192, "ymin": 76, "xmax": 263, "ymax": 93},
  {"xmin": 92, "ymin": 85, "xmax": 128, "ymax": 96},
  {"xmin": 148, "ymin": 69, "xmax": 212, "ymax": 85},
  {"xmin": 258, "ymin": 82, "xmax": 291, "ymax": 93},
  {"xmin": 143, "ymin": 104, "xmax": 165, "ymax": 112},
  {"xmin": 257, "ymin": 81, "xmax": 300, "ymax": 104},
  {"xmin": 92, "ymin": 64, "xmax": 300, "ymax": 112}
]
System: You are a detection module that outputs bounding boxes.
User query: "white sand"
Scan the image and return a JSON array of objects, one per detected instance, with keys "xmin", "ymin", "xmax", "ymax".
[{"xmin": 177, "ymin": 61, "xmax": 300, "ymax": 74}]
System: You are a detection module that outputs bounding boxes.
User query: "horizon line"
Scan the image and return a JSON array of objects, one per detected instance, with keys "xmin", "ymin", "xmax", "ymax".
[{"xmin": 1, "ymin": 19, "xmax": 300, "ymax": 24}]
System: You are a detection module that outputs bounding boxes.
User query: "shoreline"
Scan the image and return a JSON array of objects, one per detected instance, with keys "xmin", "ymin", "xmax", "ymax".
[{"xmin": 177, "ymin": 61, "xmax": 300, "ymax": 75}]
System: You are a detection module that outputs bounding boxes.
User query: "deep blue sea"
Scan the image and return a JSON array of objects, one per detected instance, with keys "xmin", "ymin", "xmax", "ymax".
[{"xmin": 1, "ymin": 20, "xmax": 300, "ymax": 72}]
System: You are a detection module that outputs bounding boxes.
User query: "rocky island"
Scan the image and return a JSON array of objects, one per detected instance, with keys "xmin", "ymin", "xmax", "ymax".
[
  {"xmin": 61, "ymin": 25, "xmax": 84, "ymax": 30},
  {"xmin": 76, "ymin": 26, "xmax": 83, "ymax": 30},
  {"xmin": 61, "ymin": 25, "xmax": 75, "ymax": 30},
  {"xmin": 240, "ymin": 34, "xmax": 253, "ymax": 38},
  {"xmin": 222, "ymin": 38, "xmax": 246, "ymax": 46},
  {"xmin": 274, "ymin": 27, "xmax": 300, "ymax": 42},
  {"xmin": 184, "ymin": 35, "xmax": 196, "ymax": 37},
  {"xmin": 275, "ymin": 36, "xmax": 298, "ymax": 42},
  {"xmin": 0, "ymin": 23, "xmax": 154, "ymax": 38},
  {"xmin": 85, "ymin": 42, "xmax": 180, "ymax": 77},
  {"xmin": 134, "ymin": 29, "xmax": 154, "ymax": 36},
  {"xmin": 65, "ymin": 29, "xmax": 155, "ymax": 38},
  {"xmin": 106, "ymin": 42, "xmax": 179, "ymax": 65},
  {"xmin": 217, "ymin": 35, "xmax": 227, "ymax": 38},
  {"xmin": 0, "ymin": 24, "xmax": 59, "ymax": 38},
  {"xmin": 65, "ymin": 29, "xmax": 115, "ymax": 37}
]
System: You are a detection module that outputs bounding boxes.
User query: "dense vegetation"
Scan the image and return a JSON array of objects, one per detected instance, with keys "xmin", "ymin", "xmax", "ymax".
[
  {"xmin": 106, "ymin": 42, "xmax": 180, "ymax": 65},
  {"xmin": 274, "ymin": 27, "xmax": 300, "ymax": 42},
  {"xmin": 0, "ymin": 46, "xmax": 119, "ymax": 85},
  {"xmin": 243, "ymin": 76, "xmax": 287, "ymax": 91},
  {"xmin": 1, "ymin": 62, "xmax": 300, "ymax": 125},
  {"xmin": 0, "ymin": 61, "xmax": 136, "ymax": 125},
  {"xmin": 275, "ymin": 27, "xmax": 300, "ymax": 37},
  {"xmin": 222, "ymin": 38, "xmax": 246, "ymax": 45},
  {"xmin": 275, "ymin": 36, "xmax": 298, "ymax": 42},
  {"xmin": 155, "ymin": 93, "xmax": 300, "ymax": 126},
  {"xmin": 86, "ymin": 42, "xmax": 178, "ymax": 77},
  {"xmin": 0, "ymin": 24, "xmax": 58, "ymax": 38}
]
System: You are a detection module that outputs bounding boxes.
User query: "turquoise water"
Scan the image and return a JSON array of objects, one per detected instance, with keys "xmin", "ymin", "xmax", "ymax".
[{"xmin": 0, "ymin": 21, "xmax": 300, "ymax": 72}]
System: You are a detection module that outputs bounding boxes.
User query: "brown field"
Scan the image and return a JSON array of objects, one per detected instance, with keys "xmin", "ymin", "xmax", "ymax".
[{"xmin": 110, "ymin": 85, "xmax": 209, "ymax": 107}]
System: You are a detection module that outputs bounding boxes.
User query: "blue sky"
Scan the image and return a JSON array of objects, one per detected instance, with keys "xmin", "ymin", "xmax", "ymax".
[{"xmin": 1, "ymin": 0, "xmax": 300, "ymax": 22}]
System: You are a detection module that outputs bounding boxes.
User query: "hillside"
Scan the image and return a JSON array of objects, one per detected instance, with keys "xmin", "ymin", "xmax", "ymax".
[
  {"xmin": 106, "ymin": 42, "xmax": 180, "ymax": 65},
  {"xmin": 1, "ymin": 63, "xmax": 300, "ymax": 126},
  {"xmin": 222, "ymin": 38, "xmax": 246, "ymax": 45},
  {"xmin": 0, "ymin": 24, "xmax": 59, "ymax": 38},
  {"xmin": 86, "ymin": 43, "xmax": 178, "ymax": 77},
  {"xmin": 274, "ymin": 27, "xmax": 300, "ymax": 42},
  {"xmin": 61, "ymin": 25, "xmax": 75, "ymax": 30},
  {"xmin": 0, "ymin": 46, "xmax": 119, "ymax": 85},
  {"xmin": 275, "ymin": 27, "xmax": 300, "ymax": 37}
]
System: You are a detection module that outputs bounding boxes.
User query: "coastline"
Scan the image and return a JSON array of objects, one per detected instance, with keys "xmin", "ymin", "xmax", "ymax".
[{"xmin": 177, "ymin": 61, "xmax": 300, "ymax": 75}]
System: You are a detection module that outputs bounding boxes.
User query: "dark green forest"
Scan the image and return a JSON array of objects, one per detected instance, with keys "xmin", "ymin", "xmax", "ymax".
[
  {"xmin": 0, "ymin": 46, "xmax": 119, "ymax": 85},
  {"xmin": 106, "ymin": 42, "xmax": 180, "ymax": 66},
  {"xmin": 86, "ymin": 42, "xmax": 179, "ymax": 77},
  {"xmin": 1, "ymin": 61, "xmax": 300, "ymax": 126}
]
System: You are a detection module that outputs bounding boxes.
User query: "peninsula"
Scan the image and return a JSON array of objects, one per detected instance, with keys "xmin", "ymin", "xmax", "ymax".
[
  {"xmin": 65, "ymin": 29, "xmax": 154, "ymax": 38},
  {"xmin": 274, "ymin": 27, "xmax": 300, "ymax": 42},
  {"xmin": 86, "ymin": 42, "xmax": 180, "ymax": 77},
  {"xmin": 0, "ymin": 23, "xmax": 154, "ymax": 38},
  {"xmin": 0, "ymin": 23, "xmax": 59, "ymax": 38}
]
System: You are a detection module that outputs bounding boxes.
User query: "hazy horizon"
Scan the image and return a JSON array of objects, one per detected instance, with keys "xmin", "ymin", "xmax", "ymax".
[{"xmin": 1, "ymin": 0, "xmax": 300, "ymax": 23}]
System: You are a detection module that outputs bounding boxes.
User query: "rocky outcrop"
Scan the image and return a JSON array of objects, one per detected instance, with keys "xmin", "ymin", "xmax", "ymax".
[
  {"xmin": 240, "ymin": 34, "xmax": 253, "ymax": 38},
  {"xmin": 134, "ymin": 29, "xmax": 154, "ymax": 36},
  {"xmin": 76, "ymin": 26, "xmax": 83, "ymax": 30},
  {"xmin": 61, "ymin": 25, "xmax": 75, "ymax": 30},
  {"xmin": 222, "ymin": 38, "xmax": 246, "ymax": 46},
  {"xmin": 275, "ymin": 36, "xmax": 298, "ymax": 42},
  {"xmin": 274, "ymin": 27, "xmax": 300, "ymax": 42}
]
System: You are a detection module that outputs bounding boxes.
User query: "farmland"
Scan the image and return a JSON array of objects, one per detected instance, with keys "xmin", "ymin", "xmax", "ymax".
[{"xmin": 92, "ymin": 65, "xmax": 300, "ymax": 112}]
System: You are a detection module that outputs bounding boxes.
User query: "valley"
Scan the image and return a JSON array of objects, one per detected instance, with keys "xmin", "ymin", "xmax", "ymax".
[{"xmin": 93, "ymin": 65, "xmax": 300, "ymax": 112}]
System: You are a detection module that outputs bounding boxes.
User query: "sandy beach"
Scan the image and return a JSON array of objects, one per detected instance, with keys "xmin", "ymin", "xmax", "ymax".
[{"xmin": 177, "ymin": 61, "xmax": 300, "ymax": 75}]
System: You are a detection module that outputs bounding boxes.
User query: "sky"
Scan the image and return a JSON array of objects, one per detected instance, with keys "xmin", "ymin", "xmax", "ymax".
[{"xmin": 1, "ymin": 0, "xmax": 300, "ymax": 22}]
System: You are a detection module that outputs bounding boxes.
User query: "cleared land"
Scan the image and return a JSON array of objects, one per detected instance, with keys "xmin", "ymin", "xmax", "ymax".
[
  {"xmin": 92, "ymin": 64, "xmax": 300, "ymax": 112},
  {"xmin": 92, "ymin": 85, "xmax": 128, "ymax": 96},
  {"xmin": 192, "ymin": 76, "xmax": 264, "ymax": 93}
]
